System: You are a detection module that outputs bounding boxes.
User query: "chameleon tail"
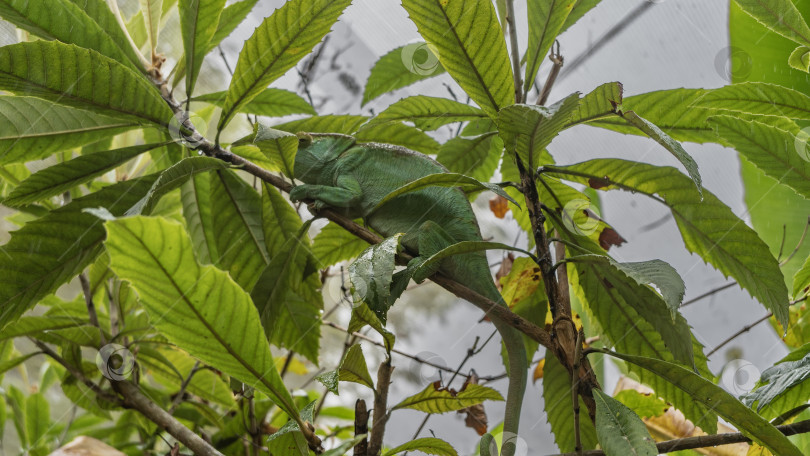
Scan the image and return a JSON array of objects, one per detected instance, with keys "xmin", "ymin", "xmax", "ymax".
[{"xmin": 487, "ymin": 291, "xmax": 527, "ymax": 456}]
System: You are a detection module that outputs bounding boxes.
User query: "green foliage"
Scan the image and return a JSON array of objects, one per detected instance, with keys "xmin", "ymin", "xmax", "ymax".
[
  {"xmin": 543, "ymin": 351, "xmax": 598, "ymax": 452},
  {"xmin": 0, "ymin": 97, "xmax": 142, "ymax": 164},
  {"xmin": 605, "ymin": 349, "xmax": 803, "ymax": 456},
  {"xmin": 593, "ymin": 389, "xmax": 657, "ymax": 456},
  {"xmin": 402, "ymin": 0, "xmax": 514, "ymax": 117},
  {"xmin": 217, "ymin": 0, "xmax": 351, "ymax": 134},
  {"xmin": 382, "ymin": 437, "xmax": 458, "ymax": 456},
  {"xmin": 104, "ymin": 215, "xmax": 300, "ymax": 420},
  {"xmin": 0, "ymin": 1, "xmax": 805, "ymax": 454},
  {"xmin": 392, "ymin": 382, "xmax": 503, "ymax": 413},
  {"xmin": 362, "ymin": 43, "xmax": 446, "ymax": 106},
  {"xmin": 0, "ymin": 41, "xmax": 173, "ymax": 126}
]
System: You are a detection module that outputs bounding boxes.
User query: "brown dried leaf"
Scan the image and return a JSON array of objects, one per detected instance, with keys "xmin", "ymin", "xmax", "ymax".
[
  {"xmin": 489, "ymin": 195, "xmax": 510, "ymax": 218},
  {"xmin": 599, "ymin": 227, "xmax": 626, "ymax": 250}
]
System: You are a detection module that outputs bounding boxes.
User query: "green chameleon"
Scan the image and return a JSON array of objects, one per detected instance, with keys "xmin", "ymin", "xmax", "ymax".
[{"xmin": 289, "ymin": 133, "xmax": 527, "ymax": 454}]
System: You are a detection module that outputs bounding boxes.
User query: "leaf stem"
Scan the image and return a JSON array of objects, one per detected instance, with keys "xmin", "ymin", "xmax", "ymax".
[
  {"xmin": 504, "ymin": 0, "xmax": 524, "ymax": 103},
  {"xmin": 106, "ymin": 0, "xmax": 151, "ymax": 70}
]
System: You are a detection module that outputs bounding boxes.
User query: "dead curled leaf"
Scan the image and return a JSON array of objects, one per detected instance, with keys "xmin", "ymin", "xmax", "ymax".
[
  {"xmin": 457, "ymin": 373, "xmax": 488, "ymax": 435},
  {"xmin": 489, "ymin": 195, "xmax": 510, "ymax": 218}
]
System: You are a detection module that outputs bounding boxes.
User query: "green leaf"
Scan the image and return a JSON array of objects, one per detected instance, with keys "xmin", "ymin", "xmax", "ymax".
[
  {"xmin": 402, "ymin": 0, "xmax": 514, "ymax": 117},
  {"xmin": 179, "ymin": 0, "xmax": 227, "ymax": 97},
  {"xmin": 0, "ymin": 353, "xmax": 39, "ymax": 378},
  {"xmin": 382, "ymin": 437, "xmax": 458, "ymax": 456},
  {"xmin": 0, "ymin": 0, "xmax": 141, "ymax": 71},
  {"xmin": 312, "ymin": 221, "xmax": 370, "ymax": 268},
  {"xmin": 349, "ymin": 235, "xmax": 402, "ymax": 323},
  {"xmin": 266, "ymin": 401, "xmax": 315, "ymax": 456},
  {"xmin": 561, "ymin": 0, "xmax": 602, "ymax": 32},
  {"xmin": 362, "ymin": 43, "xmax": 446, "ymax": 106},
  {"xmin": 566, "ymin": 250, "xmax": 695, "ymax": 369},
  {"xmin": 497, "ymin": 93, "xmax": 581, "ymax": 167},
  {"xmin": 24, "ymin": 393, "xmax": 49, "ymax": 446},
  {"xmin": 695, "ymin": 82, "xmax": 810, "ymax": 120},
  {"xmin": 0, "ymin": 316, "xmax": 88, "ymax": 342},
  {"xmin": 0, "ymin": 41, "xmax": 174, "ymax": 126},
  {"xmin": 548, "ymin": 159, "xmax": 790, "ymax": 328},
  {"xmin": 411, "ymin": 241, "xmax": 533, "ymax": 283},
  {"xmin": 613, "ymin": 390, "xmax": 669, "ymax": 419},
  {"xmin": 262, "ymin": 182, "xmax": 304, "ymax": 259},
  {"xmin": 210, "ymin": 169, "xmax": 269, "ymax": 290},
  {"xmin": 338, "ymin": 344, "xmax": 374, "ymax": 389},
  {"xmin": 211, "ymin": 0, "xmax": 258, "ymax": 45},
  {"xmin": 730, "ymin": 0, "xmax": 810, "ymax": 292},
  {"xmin": 733, "ymin": 0, "xmax": 810, "ymax": 47},
  {"xmin": 348, "ymin": 303, "xmax": 395, "ymax": 353},
  {"xmin": 140, "ymin": 0, "xmax": 164, "ymax": 53},
  {"xmin": 181, "ymin": 172, "xmax": 218, "ymax": 264},
  {"xmin": 316, "ymin": 370, "xmax": 339, "ymax": 395},
  {"xmin": 0, "ymin": 176, "xmax": 155, "ymax": 330},
  {"xmin": 603, "ymin": 349, "xmax": 803, "ymax": 456},
  {"xmin": 372, "ymin": 173, "xmax": 518, "ymax": 213},
  {"xmin": 709, "ymin": 116, "xmax": 810, "ymax": 199},
  {"xmin": 789, "ymin": 45, "xmax": 810, "ymax": 71},
  {"xmin": 566, "ymin": 81, "xmax": 622, "ymax": 127},
  {"xmin": 104, "ymin": 215, "xmax": 299, "ymax": 420},
  {"xmin": 355, "ymin": 122, "xmax": 440, "ymax": 155},
  {"xmin": 4, "ymin": 143, "xmax": 167, "ymax": 207},
  {"xmin": 322, "ymin": 436, "xmax": 368, "ymax": 456},
  {"xmin": 524, "ymin": 0, "xmax": 576, "ymax": 95},
  {"xmin": 249, "ymin": 124, "xmax": 298, "ymax": 178},
  {"xmin": 194, "ymin": 89, "xmax": 315, "ymax": 117},
  {"xmin": 436, "ymin": 133, "xmax": 502, "ymax": 184},
  {"xmin": 127, "ymin": 156, "xmax": 228, "ymax": 216},
  {"xmin": 141, "ymin": 347, "xmax": 236, "ymax": 408},
  {"xmin": 794, "ymin": 253, "xmax": 810, "ymax": 298},
  {"xmin": 617, "ymin": 109, "xmax": 703, "ymax": 194},
  {"xmin": 217, "ymin": 0, "xmax": 351, "ymax": 135},
  {"xmin": 743, "ymin": 351, "xmax": 810, "ymax": 419},
  {"xmin": 593, "ymin": 389, "xmax": 657, "ymax": 456},
  {"xmin": 0, "ymin": 97, "xmax": 141, "ymax": 164},
  {"xmin": 273, "ymin": 115, "xmax": 368, "ymax": 134},
  {"xmin": 543, "ymin": 351, "xmax": 598, "ymax": 452},
  {"xmin": 250, "ymin": 227, "xmax": 322, "ymax": 363},
  {"xmin": 586, "ymin": 88, "xmax": 730, "ymax": 145},
  {"xmin": 368, "ymin": 96, "xmax": 486, "ymax": 131},
  {"xmin": 66, "ymin": 0, "xmax": 147, "ymax": 69},
  {"xmin": 569, "ymin": 256, "xmax": 685, "ymax": 320},
  {"xmin": 393, "ymin": 382, "xmax": 503, "ymax": 413}
]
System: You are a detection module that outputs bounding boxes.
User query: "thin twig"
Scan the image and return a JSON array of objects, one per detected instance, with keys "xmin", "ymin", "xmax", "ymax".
[
  {"xmin": 679, "ymin": 282, "xmax": 736, "ymax": 308},
  {"xmin": 504, "ymin": 0, "xmax": 523, "ymax": 103},
  {"xmin": 79, "ymin": 273, "xmax": 105, "ymax": 345},
  {"xmin": 167, "ymin": 361, "xmax": 201, "ymax": 415},
  {"xmin": 30, "ymin": 339, "xmax": 119, "ymax": 404},
  {"xmin": 537, "ymin": 42, "xmax": 564, "ymax": 106},
  {"xmin": 781, "ymin": 216, "xmax": 810, "ymax": 266},
  {"xmin": 707, "ymin": 313, "xmax": 772, "ymax": 357}
]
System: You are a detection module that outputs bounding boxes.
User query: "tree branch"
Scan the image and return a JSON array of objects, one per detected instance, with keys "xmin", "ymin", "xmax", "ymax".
[
  {"xmin": 551, "ymin": 418, "xmax": 810, "ymax": 456},
  {"xmin": 367, "ymin": 357, "xmax": 393, "ymax": 455},
  {"xmin": 112, "ymin": 380, "xmax": 224, "ymax": 456}
]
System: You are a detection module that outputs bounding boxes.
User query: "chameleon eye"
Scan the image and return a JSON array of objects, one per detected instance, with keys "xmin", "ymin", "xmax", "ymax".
[{"xmin": 296, "ymin": 132, "xmax": 313, "ymax": 148}]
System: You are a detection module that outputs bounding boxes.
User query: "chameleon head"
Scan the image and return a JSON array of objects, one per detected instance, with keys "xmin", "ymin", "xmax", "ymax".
[{"xmin": 293, "ymin": 132, "xmax": 356, "ymax": 184}]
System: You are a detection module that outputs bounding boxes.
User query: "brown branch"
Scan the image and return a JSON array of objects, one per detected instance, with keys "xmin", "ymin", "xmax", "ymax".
[
  {"xmin": 112, "ymin": 380, "xmax": 224, "ymax": 456},
  {"xmin": 367, "ymin": 357, "xmax": 393, "ymax": 455},
  {"xmin": 354, "ymin": 399, "xmax": 369, "ymax": 456},
  {"xmin": 537, "ymin": 43, "xmax": 563, "ymax": 106},
  {"xmin": 551, "ymin": 418, "xmax": 810, "ymax": 456},
  {"xmin": 30, "ymin": 339, "xmax": 119, "ymax": 405}
]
